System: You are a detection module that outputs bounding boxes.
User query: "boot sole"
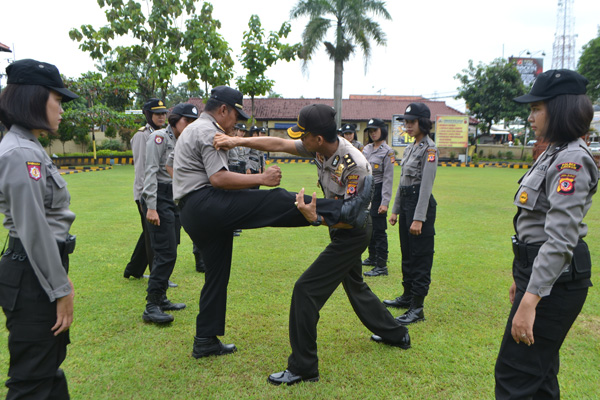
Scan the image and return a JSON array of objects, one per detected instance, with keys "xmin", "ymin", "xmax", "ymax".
[
  {"xmin": 142, "ymin": 314, "xmax": 174, "ymax": 324},
  {"xmin": 396, "ymin": 317, "xmax": 425, "ymax": 326}
]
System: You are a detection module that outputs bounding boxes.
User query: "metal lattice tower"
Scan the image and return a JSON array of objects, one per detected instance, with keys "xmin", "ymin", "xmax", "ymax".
[{"xmin": 552, "ymin": 0, "xmax": 577, "ymax": 70}]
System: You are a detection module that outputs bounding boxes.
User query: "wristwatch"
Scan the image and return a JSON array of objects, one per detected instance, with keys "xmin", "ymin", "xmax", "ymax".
[{"xmin": 310, "ymin": 214, "xmax": 322, "ymax": 226}]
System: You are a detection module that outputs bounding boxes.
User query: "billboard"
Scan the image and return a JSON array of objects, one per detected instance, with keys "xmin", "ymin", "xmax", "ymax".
[
  {"xmin": 391, "ymin": 115, "xmax": 415, "ymax": 146},
  {"xmin": 509, "ymin": 57, "xmax": 544, "ymax": 86},
  {"xmin": 435, "ymin": 115, "xmax": 469, "ymax": 148}
]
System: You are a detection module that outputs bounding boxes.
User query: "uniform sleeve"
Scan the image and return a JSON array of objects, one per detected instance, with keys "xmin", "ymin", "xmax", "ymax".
[
  {"xmin": 142, "ymin": 134, "xmax": 163, "ymax": 210},
  {"xmin": 0, "ymin": 149, "xmax": 70, "ymax": 302},
  {"xmin": 166, "ymin": 149, "xmax": 174, "ymax": 168},
  {"xmin": 201, "ymin": 132, "xmax": 230, "ymax": 178},
  {"xmin": 131, "ymin": 130, "xmax": 147, "ymax": 201},
  {"xmin": 391, "ymin": 182, "xmax": 402, "ymax": 214},
  {"xmin": 381, "ymin": 149, "xmax": 395, "ymax": 207},
  {"xmin": 295, "ymin": 140, "xmax": 315, "ymax": 158},
  {"xmin": 527, "ymin": 152, "xmax": 596, "ymax": 296},
  {"xmin": 413, "ymin": 147, "xmax": 437, "ymax": 221},
  {"xmin": 342, "ymin": 158, "xmax": 371, "ymax": 201}
]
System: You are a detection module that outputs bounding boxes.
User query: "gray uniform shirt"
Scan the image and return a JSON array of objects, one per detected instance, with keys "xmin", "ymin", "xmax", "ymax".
[
  {"xmin": 131, "ymin": 124, "xmax": 154, "ymax": 201},
  {"xmin": 246, "ymin": 148, "xmax": 262, "ymax": 172},
  {"xmin": 172, "ymin": 113, "xmax": 229, "ymax": 203},
  {"xmin": 362, "ymin": 142, "xmax": 394, "ymax": 207},
  {"xmin": 295, "ymin": 136, "xmax": 372, "ymax": 200},
  {"xmin": 142, "ymin": 125, "xmax": 175, "ymax": 210},
  {"xmin": 0, "ymin": 125, "xmax": 74, "ymax": 301},
  {"xmin": 514, "ymin": 138, "xmax": 598, "ymax": 297},
  {"xmin": 392, "ymin": 136, "xmax": 438, "ymax": 221}
]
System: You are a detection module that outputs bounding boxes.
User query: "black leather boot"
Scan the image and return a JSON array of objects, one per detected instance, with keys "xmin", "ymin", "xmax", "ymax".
[
  {"xmin": 340, "ymin": 175, "xmax": 374, "ymax": 228},
  {"xmin": 395, "ymin": 296, "xmax": 425, "ymax": 325},
  {"xmin": 142, "ymin": 294, "xmax": 174, "ymax": 324},
  {"xmin": 192, "ymin": 336, "xmax": 237, "ymax": 358},
  {"xmin": 364, "ymin": 258, "xmax": 388, "ymax": 276},
  {"xmin": 160, "ymin": 295, "xmax": 186, "ymax": 311},
  {"xmin": 383, "ymin": 293, "xmax": 412, "ymax": 308},
  {"xmin": 361, "ymin": 257, "xmax": 376, "ymax": 266}
]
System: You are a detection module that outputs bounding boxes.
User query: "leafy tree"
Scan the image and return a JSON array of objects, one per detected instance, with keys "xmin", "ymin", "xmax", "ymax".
[
  {"xmin": 578, "ymin": 29, "xmax": 600, "ymax": 104},
  {"xmin": 291, "ymin": 0, "xmax": 391, "ymax": 127},
  {"xmin": 455, "ymin": 59, "xmax": 528, "ymax": 135},
  {"xmin": 69, "ymin": 0, "xmax": 196, "ymax": 101},
  {"xmin": 236, "ymin": 15, "xmax": 301, "ymax": 120},
  {"xmin": 180, "ymin": 2, "xmax": 234, "ymax": 97},
  {"xmin": 166, "ymin": 81, "xmax": 205, "ymax": 106}
]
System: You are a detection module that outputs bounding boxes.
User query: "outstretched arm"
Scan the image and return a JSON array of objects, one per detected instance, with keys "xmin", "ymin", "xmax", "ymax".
[{"xmin": 214, "ymin": 133, "xmax": 300, "ymax": 156}]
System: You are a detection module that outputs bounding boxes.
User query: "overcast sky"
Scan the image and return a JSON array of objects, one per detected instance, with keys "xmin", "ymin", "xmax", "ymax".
[{"xmin": 2, "ymin": 0, "xmax": 599, "ymax": 112}]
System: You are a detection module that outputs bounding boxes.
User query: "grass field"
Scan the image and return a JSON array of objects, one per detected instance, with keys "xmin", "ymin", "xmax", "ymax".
[{"xmin": 1, "ymin": 164, "xmax": 599, "ymax": 399}]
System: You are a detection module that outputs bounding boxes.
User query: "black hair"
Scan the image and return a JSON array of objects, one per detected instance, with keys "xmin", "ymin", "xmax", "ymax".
[
  {"xmin": 366, "ymin": 124, "xmax": 389, "ymax": 144},
  {"xmin": 343, "ymin": 131, "xmax": 358, "ymax": 141},
  {"xmin": 418, "ymin": 117, "xmax": 433, "ymax": 138},
  {"xmin": 0, "ymin": 84, "xmax": 53, "ymax": 132},
  {"xmin": 542, "ymin": 94, "xmax": 593, "ymax": 144},
  {"xmin": 309, "ymin": 127, "xmax": 338, "ymax": 143}
]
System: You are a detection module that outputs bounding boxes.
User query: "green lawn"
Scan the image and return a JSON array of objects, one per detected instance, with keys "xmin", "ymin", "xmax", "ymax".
[{"xmin": 1, "ymin": 164, "xmax": 599, "ymax": 399}]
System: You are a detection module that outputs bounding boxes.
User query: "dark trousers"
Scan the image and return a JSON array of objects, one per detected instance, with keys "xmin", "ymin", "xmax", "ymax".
[
  {"xmin": 179, "ymin": 187, "xmax": 343, "ymax": 338},
  {"xmin": 367, "ymin": 182, "xmax": 388, "ymax": 264},
  {"xmin": 287, "ymin": 221, "xmax": 408, "ymax": 376},
  {"xmin": 141, "ymin": 184, "xmax": 180, "ymax": 298},
  {"xmin": 125, "ymin": 200, "xmax": 153, "ymax": 277},
  {"xmin": 494, "ymin": 284, "xmax": 588, "ymax": 399},
  {"xmin": 0, "ymin": 255, "xmax": 70, "ymax": 399},
  {"xmin": 398, "ymin": 194, "xmax": 436, "ymax": 297}
]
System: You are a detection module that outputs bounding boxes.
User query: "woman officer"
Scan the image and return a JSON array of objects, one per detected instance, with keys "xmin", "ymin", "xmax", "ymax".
[
  {"xmin": 362, "ymin": 119, "xmax": 394, "ymax": 276},
  {"xmin": 0, "ymin": 59, "xmax": 78, "ymax": 399},
  {"xmin": 383, "ymin": 103, "xmax": 437, "ymax": 325},
  {"xmin": 495, "ymin": 69, "xmax": 596, "ymax": 399}
]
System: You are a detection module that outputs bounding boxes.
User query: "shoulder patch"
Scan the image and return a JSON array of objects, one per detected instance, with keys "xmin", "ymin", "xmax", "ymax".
[
  {"xmin": 332, "ymin": 155, "xmax": 340, "ymax": 167},
  {"xmin": 26, "ymin": 161, "xmax": 42, "ymax": 181},
  {"xmin": 427, "ymin": 148, "xmax": 436, "ymax": 163},
  {"xmin": 556, "ymin": 162, "xmax": 582, "ymax": 172},
  {"xmin": 155, "ymin": 135, "xmax": 164, "ymax": 145},
  {"xmin": 557, "ymin": 173, "xmax": 576, "ymax": 195},
  {"xmin": 343, "ymin": 153, "xmax": 356, "ymax": 168}
]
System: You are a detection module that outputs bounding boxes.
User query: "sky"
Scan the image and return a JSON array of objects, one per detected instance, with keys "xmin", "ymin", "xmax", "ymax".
[{"xmin": 1, "ymin": 0, "xmax": 599, "ymax": 113}]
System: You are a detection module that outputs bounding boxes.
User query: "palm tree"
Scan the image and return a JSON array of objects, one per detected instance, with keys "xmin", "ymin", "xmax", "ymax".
[{"xmin": 291, "ymin": 0, "xmax": 391, "ymax": 127}]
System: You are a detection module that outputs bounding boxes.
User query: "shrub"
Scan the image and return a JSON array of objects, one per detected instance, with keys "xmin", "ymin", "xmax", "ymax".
[
  {"xmin": 479, "ymin": 149, "xmax": 484, "ymax": 157},
  {"xmin": 94, "ymin": 139, "xmax": 124, "ymax": 151},
  {"xmin": 497, "ymin": 151, "xmax": 504, "ymax": 159},
  {"xmin": 488, "ymin": 153, "xmax": 495, "ymax": 160},
  {"xmin": 506, "ymin": 151, "xmax": 514, "ymax": 160},
  {"xmin": 450, "ymin": 151, "xmax": 456, "ymax": 160}
]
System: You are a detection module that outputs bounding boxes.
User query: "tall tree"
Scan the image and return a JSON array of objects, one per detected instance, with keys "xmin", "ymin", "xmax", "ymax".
[
  {"xmin": 166, "ymin": 81, "xmax": 205, "ymax": 107},
  {"xmin": 578, "ymin": 29, "xmax": 600, "ymax": 104},
  {"xmin": 236, "ymin": 15, "xmax": 301, "ymax": 121},
  {"xmin": 180, "ymin": 2, "xmax": 234, "ymax": 98},
  {"xmin": 455, "ymin": 59, "xmax": 527, "ymax": 136},
  {"xmin": 290, "ymin": 0, "xmax": 391, "ymax": 127},
  {"xmin": 69, "ymin": 0, "xmax": 196, "ymax": 101}
]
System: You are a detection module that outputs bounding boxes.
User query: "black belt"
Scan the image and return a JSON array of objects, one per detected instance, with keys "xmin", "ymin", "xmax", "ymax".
[
  {"xmin": 5, "ymin": 235, "xmax": 76, "ymax": 261},
  {"xmin": 400, "ymin": 184, "xmax": 420, "ymax": 196},
  {"xmin": 157, "ymin": 182, "xmax": 173, "ymax": 195}
]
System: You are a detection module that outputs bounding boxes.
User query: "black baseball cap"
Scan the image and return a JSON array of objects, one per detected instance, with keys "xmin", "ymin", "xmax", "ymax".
[
  {"xmin": 396, "ymin": 103, "xmax": 431, "ymax": 121},
  {"xmin": 513, "ymin": 69, "xmax": 588, "ymax": 103},
  {"xmin": 171, "ymin": 103, "xmax": 199, "ymax": 119},
  {"xmin": 143, "ymin": 98, "xmax": 168, "ymax": 113},
  {"xmin": 258, "ymin": 127, "xmax": 267, "ymax": 134},
  {"xmin": 341, "ymin": 123, "xmax": 356, "ymax": 133},
  {"xmin": 364, "ymin": 118, "xmax": 386, "ymax": 131},
  {"xmin": 234, "ymin": 122, "xmax": 248, "ymax": 131},
  {"xmin": 6, "ymin": 59, "xmax": 79, "ymax": 102},
  {"xmin": 210, "ymin": 86, "xmax": 250, "ymax": 120},
  {"xmin": 288, "ymin": 104, "xmax": 337, "ymax": 139},
  {"xmin": 249, "ymin": 125, "xmax": 259, "ymax": 133}
]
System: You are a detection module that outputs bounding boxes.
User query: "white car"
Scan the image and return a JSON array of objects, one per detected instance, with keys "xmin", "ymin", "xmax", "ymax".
[
  {"xmin": 589, "ymin": 142, "xmax": 600, "ymax": 154},
  {"xmin": 526, "ymin": 140, "xmax": 537, "ymax": 146}
]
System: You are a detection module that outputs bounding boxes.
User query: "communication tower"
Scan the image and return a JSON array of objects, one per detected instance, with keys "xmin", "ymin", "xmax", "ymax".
[{"xmin": 551, "ymin": 0, "xmax": 577, "ymax": 70}]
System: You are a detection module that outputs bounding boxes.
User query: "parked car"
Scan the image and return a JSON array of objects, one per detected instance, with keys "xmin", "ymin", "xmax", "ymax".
[
  {"xmin": 589, "ymin": 142, "xmax": 600, "ymax": 154},
  {"xmin": 526, "ymin": 140, "xmax": 537, "ymax": 146}
]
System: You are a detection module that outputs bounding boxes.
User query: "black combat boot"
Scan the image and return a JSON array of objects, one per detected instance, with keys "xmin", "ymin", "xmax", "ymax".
[
  {"xmin": 363, "ymin": 258, "xmax": 388, "ymax": 276},
  {"xmin": 192, "ymin": 336, "xmax": 237, "ymax": 358},
  {"xmin": 340, "ymin": 175, "xmax": 374, "ymax": 229},
  {"xmin": 160, "ymin": 294, "xmax": 186, "ymax": 311},
  {"xmin": 395, "ymin": 296, "xmax": 425, "ymax": 325},
  {"xmin": 142, "ymin": 294, "xmax": 174, "ymax": 324},
  {"xmin": 383, "ymin": 293, "xmax": 413, "ymax": 308},
  {"xmin": 362, "ymin": 257, "xmax": 376, "ymax": 266}
]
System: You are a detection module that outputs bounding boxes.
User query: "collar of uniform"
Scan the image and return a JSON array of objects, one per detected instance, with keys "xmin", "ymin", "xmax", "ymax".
[
  {"xmin": 323, "ymin": 136, "xmax": 346, "ymax": 165},
  {"xmin": 146, "ymin": 123, "xmax": 155, "ymax": 134},
  {"xmin": 10, "ymin": 125, "xmax": 38, "ymax": 142},
  {"xmin": 165, "ymin": 125, "xmax": 174, "ymax": 139}
]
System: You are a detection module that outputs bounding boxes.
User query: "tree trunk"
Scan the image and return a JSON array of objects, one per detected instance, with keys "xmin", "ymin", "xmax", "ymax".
[
  {"xmin": 333, "ymin": 59, "xmax": 344, "ymax": 128},
  {"xmin": 251, "ymin": 95, "xmax": 255, "ymax": 124}
]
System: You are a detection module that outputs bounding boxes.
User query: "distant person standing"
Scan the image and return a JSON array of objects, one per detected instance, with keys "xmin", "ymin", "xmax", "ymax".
[
  {"xmin": 362, "ymin": 119, "xmax": 394, "ymax": 277},
  {"xmin": 123, "ymin": 98, "xmax": 168, "ymax": 281},
  {"xmin": 0, "ymin": 59, "xmax": 79, "ymax": 399},
  {"xmin": 245, "ymin": 126, "xmax": 262, "ymax": 175},
  {"xmin": 342, "ymin": 123, "xmax": 364, "ymax": 151},
  {"xmin": 495, "ymin": 70, "xmax": 597, "ymax": 399},
  {"xmin": 141, "ymin": 103, "xmax": 198, "ymax": 323},
  {"xmin": 384, "ymin": 103, "xmax": 437, "ymax": 325}
]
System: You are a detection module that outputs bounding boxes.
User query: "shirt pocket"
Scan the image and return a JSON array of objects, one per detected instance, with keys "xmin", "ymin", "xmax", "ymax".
[
  {"xmin": 45, "ymin": 164, "xmax": 71, "ymax": 209},
  {"xmin": 514, "ymin": 171, "xmax": 544, "ymax": 210},
  {"xmin": 401, "ymin": 157, "xmax": 420, "ymax": 177}
]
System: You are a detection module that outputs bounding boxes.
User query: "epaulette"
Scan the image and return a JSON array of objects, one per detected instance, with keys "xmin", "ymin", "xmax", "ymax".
[
  {"xmin": 343, "ymin": 153, "xmax": 356, "ymax": 168},
  {"xmin": 137, "ymin": 126, "xmax": 145, "ymax": 132}
]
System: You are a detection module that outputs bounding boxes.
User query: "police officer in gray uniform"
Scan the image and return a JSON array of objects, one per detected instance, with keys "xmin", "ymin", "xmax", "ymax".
[
  {"xmin": 214, "ymin": 104, "xmax": 410, "ymax": 386},
  {"xmin": 341, "ymin": 123, "xmax": 364, "ymax": 151},
  {"xmin": 0, "ymin": 59, "xmax": 78, "ymax": 399},
  {"xmin": 123, "ymin": 98, "xmax": 170, "ymax": 283},
  {"xmin": 384, "ymin": 103, "xmax": 437, "ymax": 325},
  {"xmin": 227, "ymin": 123, "xmax": 247, "ymax": 174},
  {"xmin": 495, "ymin": 70, "xmax": 596, "ymax": 399},
  {"xmin": 141, "ymin": 103, "xmax": 198, "ymax": 323},
  {"xmin": 172, "ymin": 87, "xmax": 371, "ymax": 360},
  {"xmin": 362, "ymin": 119, "xmax": 395, "ymax": 277},
  {"xmin": 245, "ymin": 126, "xmax": 263, "ymax": 175}
]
